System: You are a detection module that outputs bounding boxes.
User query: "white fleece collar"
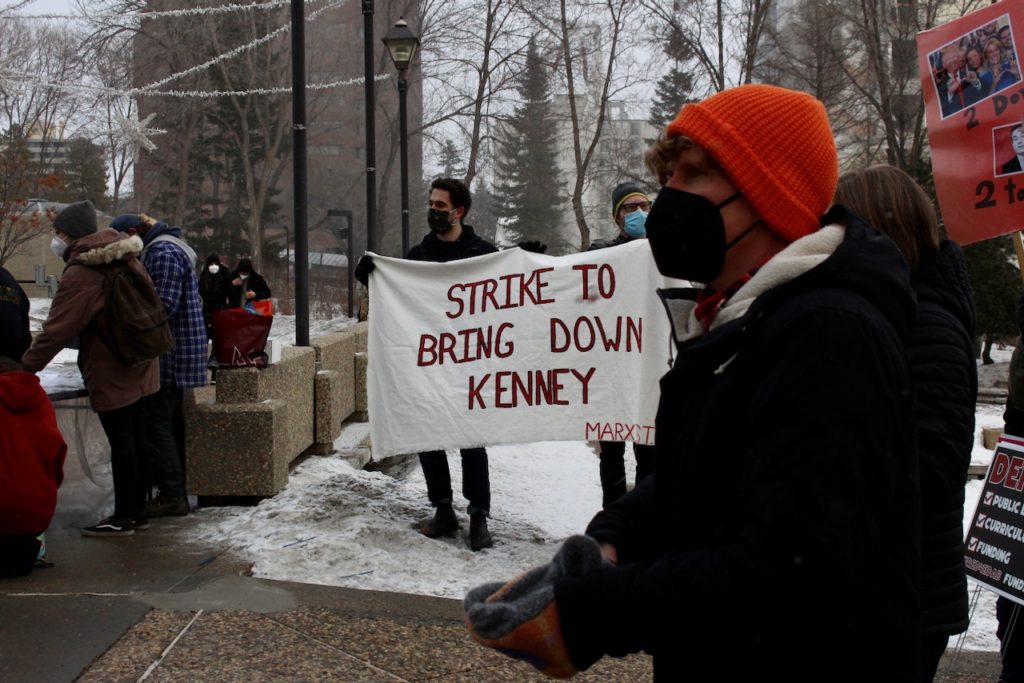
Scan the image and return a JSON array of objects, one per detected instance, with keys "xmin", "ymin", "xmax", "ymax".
[
  {"xmin": 665, "ymin": 224, "xmax": 846, "ymax": 343},
  {"xmin": 712, "ymin": 224, "xmax": 845, "ymax": 329}
]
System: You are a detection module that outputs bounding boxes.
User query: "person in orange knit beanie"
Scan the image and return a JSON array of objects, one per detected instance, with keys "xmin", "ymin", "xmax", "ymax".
[{"xmin": 464, "ymin": 84, "xmax": 920, "ymax": 681}]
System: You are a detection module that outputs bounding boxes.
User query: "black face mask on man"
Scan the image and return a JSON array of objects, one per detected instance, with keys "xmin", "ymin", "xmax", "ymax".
[
  {"xmin": 645, "ymin": 186, "xmax": 759, "ymax": 283},
  {"xmin": 427, "ymin": 208, "xmax": 455, "ymax": 234}
]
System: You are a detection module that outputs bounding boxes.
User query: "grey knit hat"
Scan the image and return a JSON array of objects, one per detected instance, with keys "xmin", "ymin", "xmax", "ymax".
[{"xmin": 53, "ymin": 200, "xmax": 98, "ymax": 239}]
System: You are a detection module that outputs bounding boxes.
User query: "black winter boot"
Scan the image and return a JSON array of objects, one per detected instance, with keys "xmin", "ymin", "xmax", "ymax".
[
  {"xmin": 469, "ymin": 511, "xmax": 493, "ymax": 551},
  {"xmin": 418, "ymin": 504, "xmax": 458, "ymax": 538}
]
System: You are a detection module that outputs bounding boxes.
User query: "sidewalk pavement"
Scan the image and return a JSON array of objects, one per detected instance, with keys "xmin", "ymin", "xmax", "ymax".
[{"xmin": 0, "ymin": 514, "xmax": 1006, "ymax": 682}]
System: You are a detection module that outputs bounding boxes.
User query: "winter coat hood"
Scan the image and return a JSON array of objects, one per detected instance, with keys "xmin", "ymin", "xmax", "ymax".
[
  {"xmin": 0, "ymin": 370, "xmax": 46, "ymax": 413},
  {"xmin": 67, "ymin": 230, "xmax": 144, "ymax": 267},
  {"xmin": 142, "ymin": 221, "xmax": 183, "ymax": 245}
]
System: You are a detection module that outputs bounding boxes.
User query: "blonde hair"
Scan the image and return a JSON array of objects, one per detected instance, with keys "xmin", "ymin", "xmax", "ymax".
[
  {"xmin": 644, "ymin": 132, "xmax": 720, "ymax": 186},
  {"xmin": 834, "ymin": 165, "xmax": 940, "ymax": 270}
]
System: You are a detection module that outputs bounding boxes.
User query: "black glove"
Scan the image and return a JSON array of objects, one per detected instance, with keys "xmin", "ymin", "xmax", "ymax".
[
  {"xmin": 518, "ymin": 240, "xmax": 548, "ymax": 254},
  {"xmin": 354, "ymin": 254, "xmax": 375, "ymax": 286}
]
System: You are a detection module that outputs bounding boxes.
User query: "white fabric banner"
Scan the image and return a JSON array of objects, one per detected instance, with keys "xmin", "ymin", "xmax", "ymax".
[{"xmin": 366, "ymin": 240, "xmax": 676, "ymax": 457}]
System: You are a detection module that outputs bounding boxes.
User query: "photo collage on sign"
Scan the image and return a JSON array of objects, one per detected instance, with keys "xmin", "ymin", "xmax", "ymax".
[{"xmin": 928, "ymin": 13, "xmax": 1021, "ymax": 119}]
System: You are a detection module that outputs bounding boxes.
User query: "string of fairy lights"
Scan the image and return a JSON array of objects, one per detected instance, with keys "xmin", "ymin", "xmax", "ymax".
[{"xmin": 0, "ymin": 0, "xmax": 392, "ymax": 154}]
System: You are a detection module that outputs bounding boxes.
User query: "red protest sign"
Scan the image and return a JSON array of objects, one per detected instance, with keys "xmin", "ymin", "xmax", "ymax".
[{"xmin": 918, "ymin": 1, "xmax": 1024, "ymax": 245}]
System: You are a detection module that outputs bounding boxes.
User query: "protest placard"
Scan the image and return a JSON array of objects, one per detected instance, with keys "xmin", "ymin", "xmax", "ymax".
[
  {"xmin": 366, "ymin": 240, "xmax": 677, "ymax": 457},
  {"xmin": 965, "ymin": 435, "xmax": 1024, "ymax": 605},
  {"xmin": 918, "ymin": 0, "xmax": 1024, "ymax": 244}
]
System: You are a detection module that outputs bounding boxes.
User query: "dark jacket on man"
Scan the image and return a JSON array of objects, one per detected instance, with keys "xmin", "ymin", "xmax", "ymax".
[
  {"xmin": 587, "ymin": 233, "xmax": 631, "ymax": 252},
  {"xmin": 199, "ymin": 266, "xmax": 233, "ymax": 324},
  {"xmin": 228, "ymin": 269, "xmax": 272, "ymax": 309},
  {"xmin": 907, "ymin": 241, "xmax": 975, "ymax": 640},
  {"xmin": 556, "ymin": 216, "xmax": 920, "ymax": 682},
  {"xmin": 0, "ymin": 266, "xmax": 30, "ymax": 361},
  {"xmin": 406, "ymin": 225, "xmax": 498, "ymax": 262}
]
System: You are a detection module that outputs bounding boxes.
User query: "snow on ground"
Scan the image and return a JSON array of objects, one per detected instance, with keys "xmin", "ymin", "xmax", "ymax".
[{"xmin": 188, "ymin": 433, "xmax": 607, "ymax": 599}]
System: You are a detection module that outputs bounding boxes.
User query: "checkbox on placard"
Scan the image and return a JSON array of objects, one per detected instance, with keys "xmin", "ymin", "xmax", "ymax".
[
  {"xmin": 986, "ymin": 492, "xmax": 995, "ymax": 505},
  {"xmin": 969, "ymin": 537, "xmax": 979, "ymax": 552},
  {"xmin": 978, "ymin": 514, "xmax": 988, "ymax": 527}
]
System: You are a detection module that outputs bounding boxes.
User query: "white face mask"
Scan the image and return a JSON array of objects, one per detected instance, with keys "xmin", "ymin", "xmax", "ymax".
[
  {"xmin": 239, "ymin": 273, "xmax": 249, "ymax": 280},
  {"xmin": 208, "ymin": 264, "xmax": 220, "ymax": 274},
  {"xmin": 50, "ymin": 235, "xmax": 66, "ymax": 259}
]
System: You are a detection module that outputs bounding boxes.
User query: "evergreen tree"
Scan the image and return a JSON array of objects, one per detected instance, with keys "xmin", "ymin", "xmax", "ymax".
[
  {"xmin": 649, "ymin": 29, "xmax": 695, "ymax": 133},
  {"xmin": 494, "ymin": 40, "xmax": 564, "ymax": 246},
  {"xmin": 439, "ymin": 139, "xmax": 467, "ymax": 179},
  {"xmin": 964, "ymin": 235, "xmax": 1020, "ymax": 361},
  {"xmin": 468, "ymin": 180, "xmax": 500, "ymax": 245},
  {"xmin": 649, "ymin": 65, "xmax": 695, "ymax": 131},
  {"xmin": 57, "ymin": 138, "xmax": 109, "ymax": 210}
]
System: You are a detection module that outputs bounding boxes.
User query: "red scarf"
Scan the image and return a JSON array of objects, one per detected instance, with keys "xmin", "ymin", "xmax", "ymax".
[{"xmin": 693, "ymin": 270, "xmax": 757, "ymax": 333}]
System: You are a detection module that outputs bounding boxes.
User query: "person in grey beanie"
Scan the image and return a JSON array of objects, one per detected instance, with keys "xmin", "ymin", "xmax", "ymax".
[{"xmin": 23, "ymin": 200, "xmax": 160, "ymax": 536}]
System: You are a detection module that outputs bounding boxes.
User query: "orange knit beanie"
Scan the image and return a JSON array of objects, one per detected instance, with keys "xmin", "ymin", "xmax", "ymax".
[{"xmin": 666, "ymin": 84, "xmax": 838, "ymax": 243}]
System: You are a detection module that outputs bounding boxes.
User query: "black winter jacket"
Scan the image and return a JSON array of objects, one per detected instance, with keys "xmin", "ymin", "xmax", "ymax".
[
  {"xmin": 557, "ymin": 216, "xmax": 920, "ymax": 682},
  {"xmin": 0, "ymin": 266, "xmax": 30, "ymax": 361},
  {"xmin": 587, "ymin": 232, "xmax": 631, "ymax": 252},
  {"xmin": 910, "ymin": 241, "xmax": 976, "ymax": 638},
  {"xmin": 405, "ymin": 224, "xmax": 498, "ymax": 263},
  {"xmin": 198, "ymin": 267, "xmax": 233, "ymax": 322},
  {"xmin": 228, "ymin": 270, "xmax": 271, "ymax": 309}
]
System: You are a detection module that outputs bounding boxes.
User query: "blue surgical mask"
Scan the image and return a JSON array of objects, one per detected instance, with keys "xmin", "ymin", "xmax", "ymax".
[{"xmin": 623, "ymin": 210, "xmax": 648, "ymax": 238}]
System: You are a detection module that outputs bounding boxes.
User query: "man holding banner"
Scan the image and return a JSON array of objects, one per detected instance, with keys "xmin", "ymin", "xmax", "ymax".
[
  {"xmin": 463, "ymin": 84, "xmax": 920, "ymax": 681},
  {"xmin": 406, "ymin": 177, "xmax": 498, "ymax": 551}
]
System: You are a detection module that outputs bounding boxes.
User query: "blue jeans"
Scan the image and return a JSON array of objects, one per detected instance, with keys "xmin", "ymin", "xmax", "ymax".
[{"xmin": 418, "ymin": 448, "xmax": 490, "ymax": 515}]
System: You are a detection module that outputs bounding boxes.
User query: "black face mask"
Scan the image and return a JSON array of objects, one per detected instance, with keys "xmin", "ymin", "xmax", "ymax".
[
  {"xmin": 427, "ymin": 208, "xmax": 454, "ymax": 234},
  {"xmin": 645, "ymin": 186, "xmax": 757, "ymax": 283}
]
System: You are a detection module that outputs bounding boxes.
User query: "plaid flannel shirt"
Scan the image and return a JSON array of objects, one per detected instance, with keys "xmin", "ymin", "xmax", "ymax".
[{"xmin": 144, "ymin": 240, "xmax": 208, "ymax": 388}]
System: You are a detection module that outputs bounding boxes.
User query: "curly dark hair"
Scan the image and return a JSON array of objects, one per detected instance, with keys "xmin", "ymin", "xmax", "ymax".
[{"xmin": 430, "ymin": 177, "xmax": 472, "ymax": 217}]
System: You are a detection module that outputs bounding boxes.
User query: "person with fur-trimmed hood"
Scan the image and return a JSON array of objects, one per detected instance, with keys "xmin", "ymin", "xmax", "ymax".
[
  {"xmin": 22, "ymin": 200, "xmax": 159, "ymax": 537},
  {"xmin": 464, "ymin": 85, "xmax": 919, "ymax": 681}
]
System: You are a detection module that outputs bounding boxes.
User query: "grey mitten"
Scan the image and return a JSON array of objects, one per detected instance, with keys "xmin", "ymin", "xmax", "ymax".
[{"xmin": 463, "ymin": 535, "xmax": 603, "ymax": 678}]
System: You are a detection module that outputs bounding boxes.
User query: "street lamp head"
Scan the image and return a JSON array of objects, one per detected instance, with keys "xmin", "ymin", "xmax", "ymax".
[{"xmin": 382, "ymin": 17, "xmax": 419, "ymax": 71}]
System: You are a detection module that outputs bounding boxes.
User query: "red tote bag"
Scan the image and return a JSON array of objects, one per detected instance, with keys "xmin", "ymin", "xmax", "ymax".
[{"xmin": 211, "ymin": 309, "xmax": 273, "ymax": 368}]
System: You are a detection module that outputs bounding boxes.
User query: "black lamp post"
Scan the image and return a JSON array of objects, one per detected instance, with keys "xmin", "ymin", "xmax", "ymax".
[{"xmin": 382, "ymin": 18, "xmax": 420, "ymax": 256}]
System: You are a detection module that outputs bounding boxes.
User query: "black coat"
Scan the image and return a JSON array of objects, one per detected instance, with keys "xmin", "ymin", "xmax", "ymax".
[
  {"xmin": 587, "ymin": 232, "xmax": 631, "ymax": 252},
  {"xmin": 0, "ymin": 266, "xmax": 30, "ymax": 362},
  {"xmin": 228, "ymin": 270, "xmax": 272, "ymax": 309},
  {"xmin": 556, "ymin": 216, "xmax": 920, "ymax": 682},
  {"xmin": 198, "ymin": 267, "xmax": 233, "ymax": 321},
  {"xmin": 405, "ymin": 224, "xmax": 498, "ymax": 263},
  {"xmin": 909, "ymin": 241, "xmax": 975, "ymax": 638}
]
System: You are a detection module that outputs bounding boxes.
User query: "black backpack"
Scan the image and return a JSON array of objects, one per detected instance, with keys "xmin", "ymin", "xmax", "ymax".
[{"xmin": 88, "ymin": 261, "xmax": 174, "ymax": 366}]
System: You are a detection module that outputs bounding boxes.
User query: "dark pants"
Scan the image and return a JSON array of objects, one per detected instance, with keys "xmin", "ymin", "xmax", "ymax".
[
  {"xmin": 419, "ymin": 448, "xmax": 490, "ymax": 515},
  {"xmin": 0, "ymin": 535, "xmax": 40, "ymax": 578},
  {"xmin": 999, "ymin": 596, "xmax": 1024, "ymax": 683},
  {"xmin": 598, "ymin": 441, "xmax": 656, "ymax": 508},
  {"xmin": 144, "ymin": 385, "xmax": 186, "ymax": 499},
  {"xmin": 919, "ymin": 632, "xmax": 948, "ymax": 683},
  {"xmin": 97, "ymin": 400, "xmax": 149, "ymax": 521}
]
